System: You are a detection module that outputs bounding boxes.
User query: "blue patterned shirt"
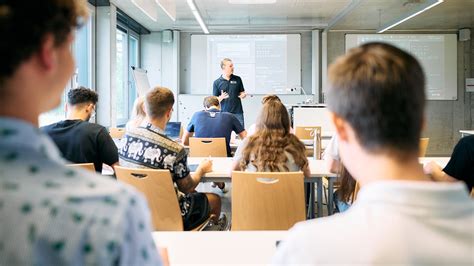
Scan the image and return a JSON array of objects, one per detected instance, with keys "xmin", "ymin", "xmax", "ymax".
[{"xmin": 0, "ymin": 117, "xmax": 162, "ymax": 265}]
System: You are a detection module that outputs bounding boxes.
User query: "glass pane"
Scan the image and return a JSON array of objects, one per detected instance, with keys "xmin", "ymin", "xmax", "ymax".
[
  {"xmin": 116, "ymin": 29, "xmax": 128, "ymax": 125},
  {"xmin": 39, "ymin": 91, "xmax": 68, "ymax": 127},
  {"xmin": 40, "ymin": 14, "xmax": 93, "ymax": 127},
  {"xmin": 74, "ymin": 18, "xmax": 91, "ymax": 88},
  {"xmin": 129, "ymin": 35, "xmax": 139, "ymax": 114}
]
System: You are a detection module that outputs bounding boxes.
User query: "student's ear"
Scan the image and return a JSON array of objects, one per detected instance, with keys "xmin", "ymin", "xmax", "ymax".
[
  {"xmin": 329, "ymin": 111, "xmax": 349, "ymax": 142},
  {"xmin": 37, "ymin": 34, "xmax": 56, "ymax": 71}
]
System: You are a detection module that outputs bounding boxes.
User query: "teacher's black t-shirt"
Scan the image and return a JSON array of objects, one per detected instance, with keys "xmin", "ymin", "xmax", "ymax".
[{"xmin": 213, "ymin": 74, "xmax": 245, "ymax": 114}]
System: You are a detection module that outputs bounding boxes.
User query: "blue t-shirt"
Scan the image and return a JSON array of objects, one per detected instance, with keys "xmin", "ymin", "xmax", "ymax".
[
  {"xmin": 187, "ymin": 110, "xmax": 245, "ymax": 157},
  {"xmin": 213, "ymin": 74, "xmax": 245, "ymax": 114}
]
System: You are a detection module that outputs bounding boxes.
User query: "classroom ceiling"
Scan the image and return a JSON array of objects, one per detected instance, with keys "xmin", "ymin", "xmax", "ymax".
[{"xmin": 111, "ymin": 0, "xmax": 474, "ymax": 32}]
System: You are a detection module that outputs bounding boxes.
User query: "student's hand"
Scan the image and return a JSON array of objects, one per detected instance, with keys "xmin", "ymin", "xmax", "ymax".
[
  {"xmin": 423, "ymin": 161, "xmax": 442, "ymax": 181},
  {"xmin": 239, "ymin": 91, "xmax": 247, "ymax": 99},
  {"xmin": 158, "ymin": 247, "xmax": 170, "ymax": 266},
  {"xmin": 218, "ymin": 90, "xmax": 229, "ymax": 102},
  {"xmin": 198, "ymin": 158, "xmax": 213, "ymax": 173}
]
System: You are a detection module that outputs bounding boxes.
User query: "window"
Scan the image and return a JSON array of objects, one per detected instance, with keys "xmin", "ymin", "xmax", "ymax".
[
  {"xmin": 39, "ymin": 4, "xmax": 94, "ymax": 127},
  {"xmin": 116, "ymin": 28, "xmax": 128, "ymax": 125},
  {"xmin": 115, "ymin": 25, "xmax": 140, "ymax": 126}
]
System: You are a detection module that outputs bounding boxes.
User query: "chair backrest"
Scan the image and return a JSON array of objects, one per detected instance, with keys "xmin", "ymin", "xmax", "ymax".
[
  {"xmin": 189, "ymin": 137, "xmax": 227, "ymax": 157},
  {"xmin": 231, "ymin": 171, "xmax": 306, "ymax": 230},
  {"xmin": 109, "ymin": 127, "xmax": 126, "ymax": 139},
  {"xmin": 419, "ymin": 138, "xmax": 430, "ymax": 157},
  {"xmin": 66, "ymin": 163, "xmax": 95, "ymax": 172},
  {"xmin": 295, "ymin": 126, "xmax": 322, "ymax": 159},
  {"xmin": 114, "ymin": 166, "xmax": 184, "ymax": 231}
]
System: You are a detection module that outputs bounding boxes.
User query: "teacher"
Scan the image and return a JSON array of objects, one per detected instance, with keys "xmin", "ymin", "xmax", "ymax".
[{"xmin": 213, "ymin": 58, "xmax": 246, "ymax": 127}]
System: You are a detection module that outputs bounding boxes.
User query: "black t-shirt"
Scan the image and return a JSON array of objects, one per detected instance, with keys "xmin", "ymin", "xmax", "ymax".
[
  {"xmin": 443, "ymin": 135, "xmax": 474, "ymax": 191},
  {"xmin": 41, "ymin": 120, "xmax": 118, "ymax": 173},
  {"xmin": 213, "ymin": 74, "xmax": 245, "ymax": 114}
]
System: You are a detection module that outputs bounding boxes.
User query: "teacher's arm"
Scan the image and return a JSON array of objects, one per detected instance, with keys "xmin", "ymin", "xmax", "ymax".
[{"xmin": 238, "ymin": 76, "xmax": 246, "ymax": 99}]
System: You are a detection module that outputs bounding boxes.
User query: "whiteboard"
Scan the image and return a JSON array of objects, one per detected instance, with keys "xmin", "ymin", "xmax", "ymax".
[
  {"xmin": 131, "ymin": 67, "xmax": 151, "ymax": 97},
  {"xmin": 191, "ymin": 34, "xmax": 301, "ymax": 95},
  {"xmin": 345, "ymin": 34, "xmax": 457, "ymax": 100}
]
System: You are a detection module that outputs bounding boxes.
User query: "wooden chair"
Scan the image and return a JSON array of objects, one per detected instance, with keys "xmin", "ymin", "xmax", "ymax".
[
  {"xmin": 189, "ymin": 137, "xmax": 227, "ymax": 157},
  {"xmin": 115, "ymin": 166, "xmax": 210, "ymax": 231},
  {"xmin": 294, "ymin": 126, "xmax": 322, "ymax": 159},
  {"xmin": 419, "ymin": 138, "xmax": 430, "ymax": 157},
  {"xmin": 231, "ymin": 171, "xmax": 306, "ymax": 230},
  {"xmin": 66, "ymin": 163, "xmax": 95, "ymax": 172},
  {"xmin": 109, "ymin": 127, "xmax": 126, "ymax": 139}
]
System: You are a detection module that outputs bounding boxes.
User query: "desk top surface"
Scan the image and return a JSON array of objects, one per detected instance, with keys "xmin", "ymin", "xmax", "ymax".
[
  {"xmin": 188, "ymin": 157, "xmax": 336, "ymax": 178},
  {"xmin": 459, "ymin": 130, "xmax": 474, "ymax": 135},
  {"xmin": 153, "ymin": 231, "xmax": 286, "ymax": 265},
  {"xmin": 187, "ymin": 157, "xmax": 450, "ymax": 179}
]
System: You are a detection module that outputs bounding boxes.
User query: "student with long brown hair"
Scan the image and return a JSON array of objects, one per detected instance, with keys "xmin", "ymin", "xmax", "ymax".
[
  {"xmin": 324, "ymin": 135, "xmax": 357, "ymax": 212},
  {"xmin": 232, "ymin": 100, "xmax": 310, "ymax": 177}
]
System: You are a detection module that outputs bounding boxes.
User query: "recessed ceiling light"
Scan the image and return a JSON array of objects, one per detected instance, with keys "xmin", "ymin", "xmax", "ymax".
[
  {"xmin": 377, "ymin": 0, "xmax": 443, "ymax": 33},
  {"xmin": 229, "ymin": 0, "xmax": 277, "ymax": 4}
]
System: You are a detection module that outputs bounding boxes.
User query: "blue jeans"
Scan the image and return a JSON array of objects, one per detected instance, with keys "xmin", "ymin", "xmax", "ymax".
[{"xmin": 233, "ymin": 113, "xmax": 245, "ymax": 128}]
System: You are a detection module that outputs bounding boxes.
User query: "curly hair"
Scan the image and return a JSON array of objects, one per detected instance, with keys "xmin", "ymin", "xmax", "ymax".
[
  {"xmin": 240, "ymin": 101, "xmax": 308, "ymax": 172},
  {"xmin": 0, "ymin": 0, "xmax": 88, "ymax": 87},
  {"xmin": 68, "ymin": 86, "xmax": 98, "ymax": 105}
]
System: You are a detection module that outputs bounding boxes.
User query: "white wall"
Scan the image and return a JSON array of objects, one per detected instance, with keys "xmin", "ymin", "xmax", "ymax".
[
  {"xmin": 141, "ymin": 31, "xmax": 180, "ymax": 121},
  {"xmin": 96, "ymin": 5, "xmax": 117, "ymax": 127}
]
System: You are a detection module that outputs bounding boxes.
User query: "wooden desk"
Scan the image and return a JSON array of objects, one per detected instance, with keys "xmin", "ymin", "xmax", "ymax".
[
  {"xmin": 153, "ymin": 231, "xmax": 286, "ymax": 265},
  {"xmin": 419, "ymin": 157, "xmax": 450, "ymax": 168},
  {"xmin": 459, "ymin": 130, "xmax": 474, "ymax": 138},
  {"xmin": 188, "ymin": 157, "xmax": 337, "ymax": 218}
]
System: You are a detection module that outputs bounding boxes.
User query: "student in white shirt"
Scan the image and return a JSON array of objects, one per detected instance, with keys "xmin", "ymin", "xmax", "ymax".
[{"xmin": 273, "ymin": 42, "xmax": 473, "ymax": 265}]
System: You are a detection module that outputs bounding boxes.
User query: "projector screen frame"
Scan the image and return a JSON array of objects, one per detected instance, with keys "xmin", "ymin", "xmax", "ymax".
[
  {"xmin": 345, "ymin": 33, "xmax": 458, "ymax": 101},
  {"xmin": 190, "ymin": 33, "xmax": 302, "ymax": 95}
]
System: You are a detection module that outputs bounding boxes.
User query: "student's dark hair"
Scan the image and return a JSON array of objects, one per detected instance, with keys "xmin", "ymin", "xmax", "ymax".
[
  {"xmin": 261, "ymin": 94, "xmax": 281, "ymax": 104},
  {"xmin": 145, "ymin": 86, "xmax": 174, "ymax": 119},
  {"xmin": 327, "ymin": 42, "xmax": 425, "ymax": 157},
  {"xmin": 0, "ymin": 0, "xmax": 88, "ymax": 87},
  {"xmin": 68, "ymin": 87, "xmax": 98, "ymax": 105},
  {"xmin": 203, "ymin": 96, "xmax": 220, "ymax": 109}
]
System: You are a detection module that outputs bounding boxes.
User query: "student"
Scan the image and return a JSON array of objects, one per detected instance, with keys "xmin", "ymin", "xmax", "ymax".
[
  {"xmin": 233, "ymin": 101, "xmax": 310, "ymax": 177},
  {"xmin": 323, "ymin": 135, "xmax": 357, "ymax": 212},
  {"xmin": 126, "ymin": 96, "xmax": 146, "ymax": 132},
  {"xmin": 182, "ymin": 95, "xmax": 247, "ymax": 157},
  {"xmin": 119, "ymin": 87, "xmax": 228, "ymax": 230},
  {"xmin": 42, "ymin": 87, "xmax": 118, "ymax": 173},
  {"xmin": 424, "ymin": 135, "xmax": 474, "ymax": 192},
  {"xmin": 0, "ymin": 0, "xmax": 162, "ymax": 264},
  {"xmin": 246, "ymin": 94, "xmax": 282, "ymax": 136},
  {"xmin": 272, "ymin": 43, "xmax": 473, "ymax": 264}
]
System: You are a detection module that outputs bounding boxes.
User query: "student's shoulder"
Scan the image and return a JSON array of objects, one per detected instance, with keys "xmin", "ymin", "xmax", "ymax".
[
  {"xmin": 460, "ymin": 135, "xmax": 474, "ymax": 145},
  {"xmin": 78, "ymin": 121, "xmax": 110, "ymax": 135}
]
